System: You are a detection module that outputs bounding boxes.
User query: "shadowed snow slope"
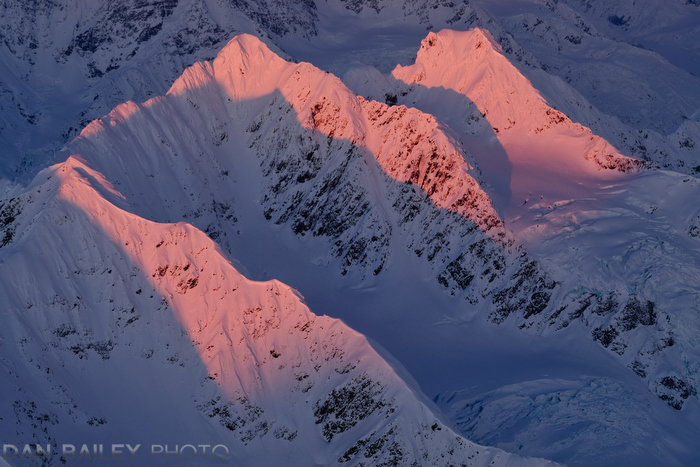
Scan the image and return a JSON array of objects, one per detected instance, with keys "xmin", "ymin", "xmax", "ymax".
[
  {"xmin": 349, "ymin": 29, "xmax": 700, "ymax": 422},
  {"xmin": 0, "ymin": 157, "xmax": 556, "ymax": 466}
]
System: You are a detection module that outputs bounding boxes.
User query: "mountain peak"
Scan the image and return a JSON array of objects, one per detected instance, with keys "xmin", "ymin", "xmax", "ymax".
[
  {"xmin": 393, "ymin": 28, "xmax": 647, "ymax": 232},
  {"xmin": 0, "ymin": 65, "xmax": 557, "ymax": 466},
  {"xmin": 417, "ymin": 28, "xmax": 504, "ymax": 65},
  {"xmin": 213, "ymin": 33, "xmax": 286, "ymax": 78},
  {"xmin": 395, "ymin": 27, "xmax": 554, "ymax": 131}
]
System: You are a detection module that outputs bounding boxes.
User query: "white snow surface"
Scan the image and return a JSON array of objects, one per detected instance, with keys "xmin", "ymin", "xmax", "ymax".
[
  {"xmin": 0, "ymin": 33, "xmax": 565, "ymax": 467},
  {"xmin": 2, "ymin": 0, "xmax": 700, "ymax": 178},
  {"xmin": 1, "ymin": 7, "xmax": 700, "ymax": 467},
  {"xmin": 0, "ymin": 144, "xmax": 552, "ymax": 466}
]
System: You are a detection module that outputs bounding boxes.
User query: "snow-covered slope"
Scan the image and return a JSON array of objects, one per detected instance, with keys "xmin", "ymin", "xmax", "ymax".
[
  {"xmin": 0, "ymin": 153, "xmax": 555, "ymax": 466},
  {"xmin": 467, "ymin": 0, "xmax": 700, "ymax": 174},
  {"xmin": 2, "ymin": 0, "xmax": 699, "ymax": 178},
  {"xmin": 1, "ymin": 31, "xmax": 684, "ymax": 466},
  {"xmin": 390, "ymin": 28, "xmax": 647, "ymax": 215},
  {"xmin": 468, "ymin": 0, "xmax": 700, "ymax": 133},
  {"xmin": 63, "ymin": 33, "xmax": 557, "ymax": 325},
  {"xmin": 435, "ymin": 376, "xmax": 686, "ymax": 467},
  {"xmin": 345, "ymin": 26, "xmax": 700, "ymax": 411},
  {"xmin": 3, "ymin": 4, "xmax": 700, "ymax": 466},
  {"xmin": 560, "ymin": 0, "xmax": 700, "ymax": 78}
]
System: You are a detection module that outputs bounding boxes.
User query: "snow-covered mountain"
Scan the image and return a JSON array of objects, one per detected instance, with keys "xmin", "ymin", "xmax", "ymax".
[
  {"xmin": 0, "ymin": 31, "xmax": 568, "ymax": 467},
  {"xmin": 2, "ymin": 0, "xmax": 700, "ymax": 178},
  {"xmin": 1, "ymin": 150, "xmax": 560, "ymax": 466},
  {"xmin": 2, "ymin": 29, "xmax": 700, "ymax": 466},
  {"xmin": 3, "ymin": 1, "xmax": 700, "ymax": 466},
  {"xmin": 347, "ymin": 26, "xmax": 700, "ymax": 415}
]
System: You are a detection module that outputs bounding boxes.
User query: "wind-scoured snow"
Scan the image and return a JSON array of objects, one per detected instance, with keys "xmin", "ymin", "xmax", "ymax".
[{"xmin": 435, "ymin": 376, "xmax": 685, "ymax": 467}]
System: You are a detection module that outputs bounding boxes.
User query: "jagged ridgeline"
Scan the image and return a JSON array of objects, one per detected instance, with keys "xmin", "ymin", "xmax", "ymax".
[
  {"xmin": 0, "ymin": 32, "xmax": 566, "ymax": 465},
  {"xmin": 44, "ymin": 31, "xmax": 699, "ymax": 411},
  {"xmin": 66, "ymin": 33, "xmax": 555, "ymax": 327},
  {"xmin": 0, "ymin": 157, "xmax": 558, "ymax": 466}
]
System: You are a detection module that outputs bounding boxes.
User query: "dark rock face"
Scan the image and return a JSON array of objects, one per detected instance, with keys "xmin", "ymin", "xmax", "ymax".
[
  {"xmin": 230, "ymin": 0, "xmax": 318, "ymax": 38},
  {"xmin": 249, "ymin": 90, "xmax": 555, "ymax": 328},
  {"xmin": 254, "ymin": 99, "xmax": 391, "ymax": 277},
  {"xmin": 0, "ymin": 198, "xmax": 21, "ymax": 248},
  {"xmin": 71, "ymin": 1, "xmax": 179, "ymax": 55},
  {"xmin": 618, "ymin": 298, "xmax": 656, "ymax": 331},
  {"xmin": 314, "ymin": 374, "xmax": 389, "ymax": 441},
  {"xmin": 654, "ymin": 376, "xmax": 697, "ymax": 410}
]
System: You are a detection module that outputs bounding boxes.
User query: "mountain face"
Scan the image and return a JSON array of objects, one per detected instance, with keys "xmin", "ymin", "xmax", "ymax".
[
  {"xmin": 0, "ymin": 32, "xmax": 565, "ymax": 467},
  {"xmin": 64, "ymin": 33, "xmax": 556, "ymax": 326},
  {"xmin": 2, "ymin": 2, "xmax": 700, "ymax": 467},
  {"xmin": 390, "ymin": 28, "xmax": 646, "ymax": 177},
  {"xmin": 2, "ymin": 0, "xmax": 700, "ymax": 179},
  {"xmin": 0, "ymin": 155, "xmax": 557, "ymax": 466},
  {"xmin": 349, "ymin": 27, "xmax": 700, "ymax": 416}
]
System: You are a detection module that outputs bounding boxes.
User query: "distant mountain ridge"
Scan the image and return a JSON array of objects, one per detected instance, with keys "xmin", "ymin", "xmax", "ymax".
[{"xmin": 2, "ymin": 0, "xmax": 700, "ymax": 178}]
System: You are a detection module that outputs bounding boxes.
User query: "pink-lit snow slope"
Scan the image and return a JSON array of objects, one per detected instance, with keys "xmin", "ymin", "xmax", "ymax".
[
  {"xmin": 0, "ymin": 150, "xmax": 559, "ymax": 466},
  {"xmin": 79, "ymin": 33, "xmax": 507, "ymax": 242},
  {"xmin": 392, "ymin": 28, "xmax": 648, "ymax": 233}
]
